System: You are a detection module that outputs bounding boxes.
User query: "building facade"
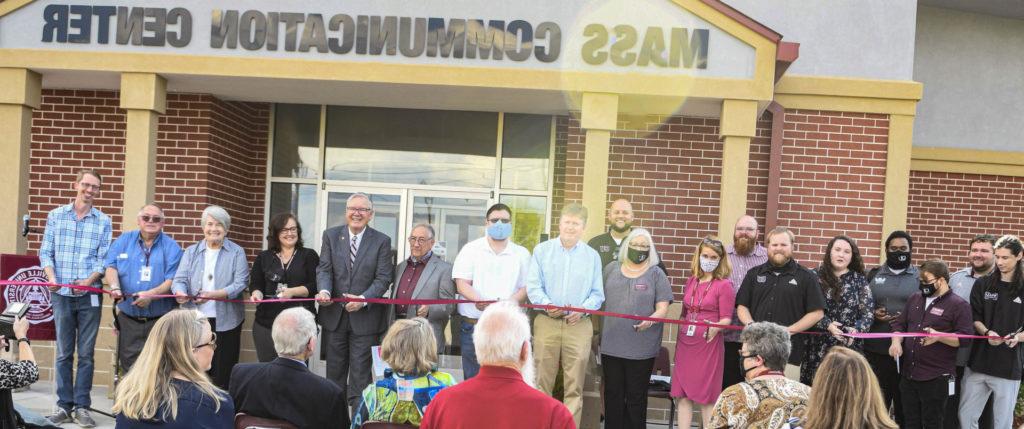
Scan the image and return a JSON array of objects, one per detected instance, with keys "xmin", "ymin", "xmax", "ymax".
[{"xmin": 1, "ymin": 0, "xmax": 1022, "ymax": 425}]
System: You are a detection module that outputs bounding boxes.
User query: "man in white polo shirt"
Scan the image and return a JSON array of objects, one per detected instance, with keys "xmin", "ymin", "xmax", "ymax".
[{"xmin": 452, "ymin": 203, "xmax": 531, "ymax": 379}]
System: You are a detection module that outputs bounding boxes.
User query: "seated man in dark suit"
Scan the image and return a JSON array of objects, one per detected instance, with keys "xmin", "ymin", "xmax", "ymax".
[{"xmin": 229, "ymin": 307, "xmax": 350, "ymax": 428}]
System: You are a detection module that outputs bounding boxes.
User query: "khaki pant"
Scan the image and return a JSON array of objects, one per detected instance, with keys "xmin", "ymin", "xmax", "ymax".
[{"xmin": 533, "ymin": 313, "xmax": 593, "ymax": 428}]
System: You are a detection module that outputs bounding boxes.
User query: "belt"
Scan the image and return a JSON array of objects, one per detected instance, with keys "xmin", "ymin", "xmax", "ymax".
[{"xmin": 118, "ymin": 312, "xmax": 164, "ymax": 324}]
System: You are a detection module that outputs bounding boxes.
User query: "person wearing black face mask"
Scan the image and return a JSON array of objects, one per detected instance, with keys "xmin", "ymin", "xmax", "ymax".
[
  {"xmin": 888, "ymin": 260, "xmax": 973, "ymax": 429},
  {"xmin": 708, "ymin": 322, "xmax": 810, "ymax": 428},
  {"xmin": 864, "ymin": 230, "xmax": 920, "ymax": 426}
]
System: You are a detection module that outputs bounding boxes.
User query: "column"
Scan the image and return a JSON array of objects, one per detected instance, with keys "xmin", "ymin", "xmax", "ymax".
[
  {"xmin": 0, "ymin": 68, "xmax": 41, "ymax": 254},
  {"xmin": 717, "ymin": 99, "xmax": 758, "ymax": 243},
  {"xmin": 119, "ymin": 73, "xmax": 166, "ymax": 227},
  {"xmin": 579, "ymin": 92, "xmax": 618, "ymax": 239},
  {"xmin": 881, "ymin": 114, "xmax": 914, "ymax": 259}
]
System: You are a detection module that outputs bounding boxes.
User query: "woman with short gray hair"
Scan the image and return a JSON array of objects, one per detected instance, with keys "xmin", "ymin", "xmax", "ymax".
[
  {"xmin": 709, "ymin": 322, "xmax": 811, "ymax": 429},
  {"xmin": 172, "ymin": 205, "xmax": 250, "ymax": 389}
]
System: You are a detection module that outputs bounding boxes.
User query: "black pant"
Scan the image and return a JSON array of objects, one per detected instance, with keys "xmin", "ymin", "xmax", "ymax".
[
  {"xmin": 115, "ymin": 312, "xmax": 163, "ymax": 373},
  {"xmin": 722, "ymin": 341, "xmax": 743, "ymax": 389},
  {"xmin": 207, "ymin": 318, "xmax": 242, "ymax": 390},
  {"xmin": 326, "ymin": 316, "xmax": 378, "ymax": 409},
  {"xmin": 945, "ymin": 366, "xmax": 994, "ymax": 429},
  {"xmin": 602, "ymin": 354, "xmax": 655, "ymax": 429},
  {"xmin": 866, "ymin": 351, "xmax": 904, "ymax": 426},
  {"xmin": 900, "ymin": 376, "xmax": 949, "ymax": 429}
]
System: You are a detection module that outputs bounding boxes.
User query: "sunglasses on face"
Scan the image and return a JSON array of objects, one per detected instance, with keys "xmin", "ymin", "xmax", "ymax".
[{"xmin": 140, "ymin": 215, "xmax": 163, "ymax": 223}]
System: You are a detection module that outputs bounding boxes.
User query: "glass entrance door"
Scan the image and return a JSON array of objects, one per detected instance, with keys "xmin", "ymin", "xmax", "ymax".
[{"xmin": 406, "ymin": 191, "xmax": 490, "ymax": 263}]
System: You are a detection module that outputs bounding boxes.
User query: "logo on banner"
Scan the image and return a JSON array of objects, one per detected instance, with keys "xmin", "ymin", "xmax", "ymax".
[{"xmin": 3, "ymin": 266, "xmax": 53, "ymax": 324}]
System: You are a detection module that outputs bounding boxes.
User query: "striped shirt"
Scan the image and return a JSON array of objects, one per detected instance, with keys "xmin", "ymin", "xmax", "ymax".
[
  {"xmin": 38, "ymin": 203, "xmax": 112, "ymax": 296},
  {"xmin": 723, "ymin": 243, "xmax": 767, "ymax": 342}
]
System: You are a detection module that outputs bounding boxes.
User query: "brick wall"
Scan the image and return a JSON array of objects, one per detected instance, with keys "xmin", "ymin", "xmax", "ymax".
[
  {"xmin": 25, "ymin": 89, "xmax": 270, "ymax": 386},
  {"xmin": 907, "ymin": 170, "xmax": 1024, "ymax": 268},
  {"xmin": 555, "ymin": 112, "xmax": 772, "ymax": 297},
  {"xmin": 776, "ymin": 109, "xmax": 889, "ymax": 268}
]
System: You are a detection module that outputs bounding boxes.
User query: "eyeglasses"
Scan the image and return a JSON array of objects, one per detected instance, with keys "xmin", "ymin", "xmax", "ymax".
[
  {"xmin": 703, "ymin": 237, "xmax": 723, "ymax": 248},
  {"xmin": 347, "ymin": 207, "xmax": 373, "ymax": 214},
  {"xmin": 194, "ymin": 332, "xmax": 217, "ymax": 351},
  {"xmin": 280, "ymin": 227, "xmax": 298, "ymax": 234},
  {"xmin": 139, "ymin": 215, "xmax": 163, "ymax": 223},
  {"xmin": 487, "ymin": 218, "xmax": 511, "ymax": 224},
  {"xmin": 79, "ymin": 182, "xmax": 100, "ymax": 190},
  {"xmin": 408, "ymin": 237, "xmax": 432, "ymax": 245}
]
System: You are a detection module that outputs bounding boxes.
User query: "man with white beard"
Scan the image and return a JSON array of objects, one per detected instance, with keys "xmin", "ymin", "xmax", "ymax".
[{"xmin": 421, "ymin": 300, "xmax": 575, "ymax": 429}]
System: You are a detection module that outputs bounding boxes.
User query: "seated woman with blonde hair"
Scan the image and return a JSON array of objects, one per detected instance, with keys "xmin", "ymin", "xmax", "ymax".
[
  {"xmin": 352, "ymin": 318, "xmax": 456, "ymax": 428},
  {"xmin": 113, "ymin": 309, "xmax": 234, "ymax": 428},
  {"xmin": 799, "ymin": 346, "xmax": 897, "ymax": 429}
]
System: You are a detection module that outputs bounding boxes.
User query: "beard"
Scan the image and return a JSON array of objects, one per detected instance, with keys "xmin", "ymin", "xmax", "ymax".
[
  {"xmin": 610, "ymin": 223, "xmax": 632, "ymax": 233},
  {"xmin": 972, "ymin": 260, "xmax": 993, "ymax": 274},
  {"xmin": 520, "ymin": 345, "xmax": 537, "ymax": 388},
  {"xmin": 734, "ymin": 236, "xmax": 756, "ymax": 255},
  {"xmin": 769, "ymin": 252, "xmax": 790, "ymax": 266}
]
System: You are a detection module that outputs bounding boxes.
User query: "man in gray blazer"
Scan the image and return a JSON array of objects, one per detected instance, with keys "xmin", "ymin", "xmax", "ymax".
[
  {"xmin": 315, "ymin": 193, "xmax": 394, "ymax": 408},
  {"xmin": 388, "ymin": 223, "xmax": 455, "ymax": 352}
]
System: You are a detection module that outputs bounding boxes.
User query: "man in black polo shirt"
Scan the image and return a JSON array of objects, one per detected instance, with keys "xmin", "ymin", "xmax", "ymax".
[
  {"xmin": 587, "ymin": 198, "xmax": 667, "ymax": 273},
  {"xmin": 736, "ymin": 226, "xmax": 825, "ymax": 379},
  {"xmin": 889, "ymin": 260, "xmax": 973, "ymax": 429}
]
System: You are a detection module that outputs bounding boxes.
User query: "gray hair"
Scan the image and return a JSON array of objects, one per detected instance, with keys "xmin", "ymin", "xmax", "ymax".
[
  {"xmin": 474, "ymin": 300, "xmax": 531, "ymax": 366},
  {"xmin": 347, "ymin": 193, "xmax": 373, "ymax": 210},
  {"xmin": 617, "ymin": 227, "xmax": 660, "ymax": 267},
  {"xmin": 137, "ymin": 203, "xmax": 164, "ymax": 217},
  {"xmin": 272, "ymin": 308, "xmax": 317, "ymax": 356},
  {"xmin": 411, "ymin": 223, "xmax": 436, "ymax": 240},
  {"xmin": 740, "ymin": 322, "xmax": 791, "ymax": 371},
  {"xmin": 201, "ymin": 205, "xmax": 231, "ymax": 231},
  {"xmin": 559, "ymin": 203, "xmax": 589, "ymax": 225}
]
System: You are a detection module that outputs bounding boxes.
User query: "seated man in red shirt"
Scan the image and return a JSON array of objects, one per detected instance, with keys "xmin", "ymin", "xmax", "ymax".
[{"xmin": 421, "ymin": 300, "xmax": 575, "ymax": 429}]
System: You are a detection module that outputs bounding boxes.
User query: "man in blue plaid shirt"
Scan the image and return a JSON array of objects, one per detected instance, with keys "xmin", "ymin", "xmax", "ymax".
[{"xmin": 39, "ymin": 169, "xmax": 112, "ymax": 428}]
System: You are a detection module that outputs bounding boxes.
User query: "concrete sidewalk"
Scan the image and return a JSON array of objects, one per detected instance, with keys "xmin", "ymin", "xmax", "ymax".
[{"xmin": 14, "ymin": 382, "xmax": 116, "ymax": 428}]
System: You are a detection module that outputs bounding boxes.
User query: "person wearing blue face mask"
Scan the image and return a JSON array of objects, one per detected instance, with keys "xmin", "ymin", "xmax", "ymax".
[{"xmin": 451, "ymin": 203, "xmax": 531, "ymax": 379}]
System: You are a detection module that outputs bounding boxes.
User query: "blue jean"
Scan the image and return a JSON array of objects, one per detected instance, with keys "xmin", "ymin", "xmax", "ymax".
[
  {"xmin": 52, "ymin": 293, "xmax": 101, "ymax": 411},
  {"xmin": 459, "ymin": 320, "xmax": 480, "ymax": 380}
]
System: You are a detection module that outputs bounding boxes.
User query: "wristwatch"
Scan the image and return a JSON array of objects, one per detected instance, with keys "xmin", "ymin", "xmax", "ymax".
[{"xmin": 15, "ymin": 338, "xmax": 30, "ymax": 346}]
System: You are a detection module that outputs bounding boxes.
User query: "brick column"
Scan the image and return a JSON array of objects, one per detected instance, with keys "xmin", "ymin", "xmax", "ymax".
[
  {"xmin": 119, "ymin": 73, "xmax": 166, "ymax": 228},
  {"xmin": 718, "ymin": 99, "xmax": 758, "ymax": 243},
  {"xmin": 0, "ymin": 68, "xmax": 41, "ymax": 254},
  {"xmin": 579, "ymin": 92, "xmax": 618, "ymax": 240}
]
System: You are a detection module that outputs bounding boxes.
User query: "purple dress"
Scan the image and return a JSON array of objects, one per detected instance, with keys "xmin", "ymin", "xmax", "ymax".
[{"xmin": 671, "ymin": 277, "xmax": 735, "ymax": 404}]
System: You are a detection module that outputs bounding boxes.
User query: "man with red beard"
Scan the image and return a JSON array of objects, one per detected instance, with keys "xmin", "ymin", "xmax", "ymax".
[
  {"xmin": 736, "ymin": 226, "xmax": 825, "ymax": 380},
  {"xmin": 722, "ymin": 215, "xmax": 768, "ymax": 388}
]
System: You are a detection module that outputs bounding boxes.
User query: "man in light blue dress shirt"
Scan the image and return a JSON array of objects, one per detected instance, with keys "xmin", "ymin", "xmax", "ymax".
[{"xmin": 526, "ymin": 203, "xmax": 604, "ymax": 427}]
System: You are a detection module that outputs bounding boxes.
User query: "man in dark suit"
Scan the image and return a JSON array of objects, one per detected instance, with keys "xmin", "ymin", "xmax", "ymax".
[
  {"xmin": 387, "ymin": 223, "xmax": 455, "ymax": 352},
  {"xmin": 316, "ymin": 192, "xmax": 394, "ymax": 408},
  {"xmin": 229, "ymin": 307, "xmax": 350, "ymax": 428}
]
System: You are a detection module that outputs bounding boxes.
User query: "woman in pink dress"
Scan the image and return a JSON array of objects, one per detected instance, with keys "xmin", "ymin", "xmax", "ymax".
[{"xmin": 671, "ymin": 236, "xmax": 735, "ymax": 429}]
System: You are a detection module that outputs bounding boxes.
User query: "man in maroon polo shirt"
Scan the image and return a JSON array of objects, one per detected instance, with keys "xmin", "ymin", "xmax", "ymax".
[
  {"xmin": 888, "ymin": 260, "xmax": 973, "ymax": 429},
  {"xmin": 420, "ymin": 300, "xmax": 575, "ymax": 429}
]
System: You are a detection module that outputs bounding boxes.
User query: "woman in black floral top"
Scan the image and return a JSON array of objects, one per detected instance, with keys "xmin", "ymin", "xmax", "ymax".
[
  {"xmin": 800, "ymin": 236, "xmax": 874, "ymax": 385},
  {"xmin": 1, "ymin": 315, "xmax": 39, "ymax": 429}
]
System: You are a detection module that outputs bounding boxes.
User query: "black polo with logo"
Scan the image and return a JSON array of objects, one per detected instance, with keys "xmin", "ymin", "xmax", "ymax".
[
  {"xmin": 736, "ymin": 258, "xmax": 826, "ymax": 365},
  {"xmin": 969, "ymin": 274, "xmax": 1024, "ymax": 380}
]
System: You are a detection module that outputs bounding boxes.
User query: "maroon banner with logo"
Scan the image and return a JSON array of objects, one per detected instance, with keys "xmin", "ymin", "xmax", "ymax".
[{"xmin": 0, "ymin": 254, "xmax": 56, "ymax": 341}]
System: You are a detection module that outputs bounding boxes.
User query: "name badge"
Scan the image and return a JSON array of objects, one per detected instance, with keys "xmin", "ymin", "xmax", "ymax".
[
  {"xmin": 685, "ymin": 324, "xmax": 697, "ymax": 337},
  {"xmin": 397, "ymin": 378, "xmax": 415, "ymax": 401},
  {"xmin": 117, "ymin": 253, "xmax": 128, "ymax": 259},
  {"xmin": 140, "ymin": 266, "xmax": 152, "ymax": 282},
  {"xmin": 929, "ymin": 307, "xmax": 944, "ymax": 316},
  {"xmin": 634, "ymin": 284, "xmax": 648, "ymax": 292}
]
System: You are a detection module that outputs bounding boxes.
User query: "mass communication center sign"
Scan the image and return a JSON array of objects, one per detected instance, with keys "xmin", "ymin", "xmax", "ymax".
[{"xmin": 0, "ymin": 0, "xmax": 757, "ymax": 78}]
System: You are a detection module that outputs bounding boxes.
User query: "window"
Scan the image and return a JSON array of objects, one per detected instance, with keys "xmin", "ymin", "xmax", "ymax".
[
  {"xmin": 501, "ymin": 114, "xmax": 552, "ymax": 191},
  {"xmin": 271, "ymin": 104, "xmax": 321, "ymax": 179}
]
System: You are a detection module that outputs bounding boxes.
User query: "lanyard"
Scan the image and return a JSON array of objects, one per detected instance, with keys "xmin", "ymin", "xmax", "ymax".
[
  {"xmin": 138, "ymin": 234, "xmax": 160, "ymax": 266},
  {"xmin": 687, "ymin": 279, "xmax": 714, "ymax": 318}
]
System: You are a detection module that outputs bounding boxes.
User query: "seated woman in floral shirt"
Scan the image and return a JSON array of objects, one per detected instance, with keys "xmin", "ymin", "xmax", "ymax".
[
  {"xmin": 1, "ymin": 315, "xmax": 41, "ymax": 429},
  {"xmin": 710, "ymin": 322, "xmax": 810, "ymax": 429},
  {"xmin": 352, "ymin": 318, "xmax": 456, "ymax": 428}
]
